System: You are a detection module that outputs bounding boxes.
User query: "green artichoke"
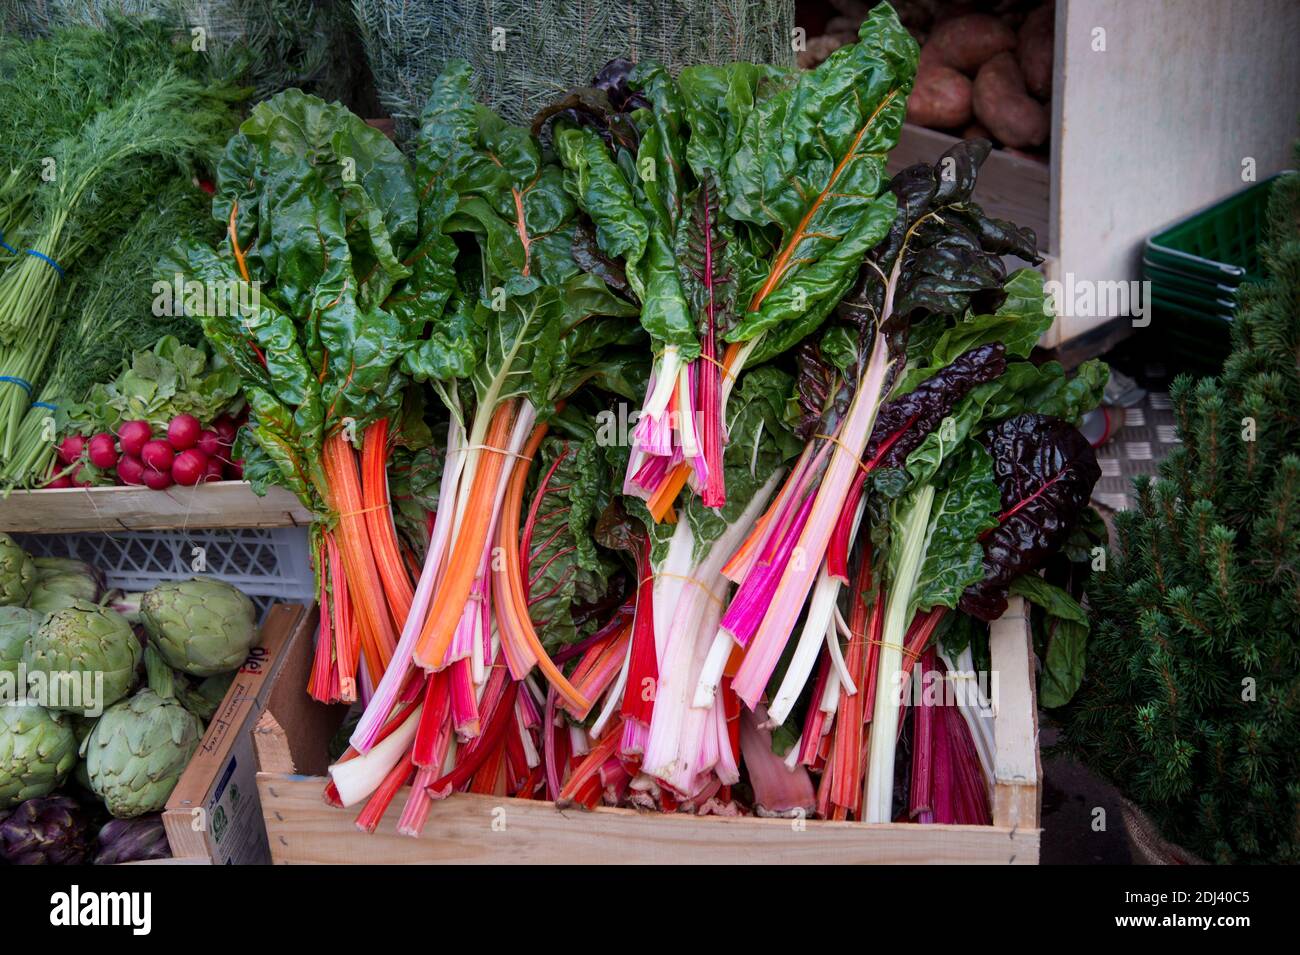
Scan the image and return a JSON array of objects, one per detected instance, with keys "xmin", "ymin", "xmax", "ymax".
[
  {"xmin": 0, "ymin": 533, "xmax": 37, "ymax": 607},
  {"xmin": 23, "ymin": 600, "xmax": 142, "ymax": 716},
  {"xmin": 0, "ymin": 704, "xmax": 79, "ymax": 809},
  {"xmin": 0, "ymin": 794, "xmax": 92, "ymax": 864},
  {"xmin": 26, "ymin": 558, "xmax": 103, "ymax": 614},
  {"xmin": 83, "ymin": 689, "xmax": 201, "ymax": 818},
  {"xmin": 0, "ymin": 605, "xmax": 40, "ymax": 675},
  {"xmin": 139, "ymin": 577, "xmax": 257, "ymax": 677}
]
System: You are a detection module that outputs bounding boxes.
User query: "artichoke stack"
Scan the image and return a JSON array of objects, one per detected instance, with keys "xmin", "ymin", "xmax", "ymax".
[
  {"xmin": 23, "ymin": 600, "xmax": 142, "ymax": 716},
  {"xmin": 0, "ymin": 548, "xmax": 262, "ymax": 839},
  {"xmin": 0, "ymin": 533, "xmax": 36, "ymax": 606},
  {"xmin": 0, "ymin": 704, "xmax": 79, "ymax": 809},
  {"xmin": 139, "ymin": 577, "xmax": 258, "ymax": 677}
]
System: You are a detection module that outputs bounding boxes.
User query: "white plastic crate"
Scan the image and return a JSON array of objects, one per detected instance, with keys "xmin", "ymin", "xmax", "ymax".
[{"xmin": 16, "ymin": 526, "xmax": 315, "ymax": 619}]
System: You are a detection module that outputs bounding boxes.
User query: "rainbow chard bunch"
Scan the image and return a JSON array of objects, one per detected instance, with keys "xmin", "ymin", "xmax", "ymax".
[
  {"xmin": 551, "ymin": 6, "xmax": 916, "ymax": 518},
  {"xmin": 168, "ymin": 89, "xmax": 430, "ymax": 705},
  {"xmin": 705, "ymin": 138, "xmax": 1106, "ymax": 822}
]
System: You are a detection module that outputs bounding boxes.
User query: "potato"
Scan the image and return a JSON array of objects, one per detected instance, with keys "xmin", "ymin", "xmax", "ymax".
[
  {"xmin": 825, "ymin": 15, "xmax": 863, "ymax": 35},
  {"xmin": 907, "ymin": 65, "xmax": 973, "ymax": 129},
  {"xmin": 798, "ymin": 34, "xmax": 852, "ymax": 70},
  {"xmin": 918, "ymin": 41, "xmax": 946, "ymax": 70},
  {"xmin": 926, "ymin": 14, "xmax": 1016, "ymax": 74},
  {"xmin": 1018, "ymin": 3, "xmax": 1055, "ymax": 100},
  {"xmin": 973, "ymin": 52, "xmax": 1049, "ymax": 148}
]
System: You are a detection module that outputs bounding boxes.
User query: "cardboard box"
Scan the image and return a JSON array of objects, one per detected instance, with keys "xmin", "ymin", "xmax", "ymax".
[{"xmin": 162, "ymin": 603, "xmax": 317, "ymax": 864}]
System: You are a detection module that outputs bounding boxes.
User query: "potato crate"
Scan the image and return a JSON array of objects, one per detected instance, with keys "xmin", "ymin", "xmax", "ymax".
[
  {"xmin": 14, "ymin": 525, "xmax": 315, "ymax": 620},
  {"xmin": 253, "ymin": 599, "xmax": 1041, "ymax": 865}
]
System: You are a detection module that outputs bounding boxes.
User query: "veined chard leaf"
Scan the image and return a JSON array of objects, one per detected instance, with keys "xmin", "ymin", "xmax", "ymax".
[
  {"xmin": 555, "ymin": 125, "xmax": 649, "ymax": 298},
  {"xmin": 959, "ymin": 413, "xmax": 1102, "ymax": 622},
  {"xmin": 1012, "ymin": 575, "xmax": 1089, "ymax": 708},
  {"xmin": 524, "ymin": 437, "xmax": 620, "ymax": 651},
  {"xmin": 910, "ymin": 442, "xmax": 1001, "ymax": 614},
  {"xmin": 723, "ymin": 6, "xmax": 917, "ymax": 362}
]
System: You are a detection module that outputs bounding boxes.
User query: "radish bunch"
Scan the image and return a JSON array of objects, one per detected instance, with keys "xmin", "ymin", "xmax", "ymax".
[{"xmin": 47, "ymin": 412, "xmax": 245, "ymax": 490}]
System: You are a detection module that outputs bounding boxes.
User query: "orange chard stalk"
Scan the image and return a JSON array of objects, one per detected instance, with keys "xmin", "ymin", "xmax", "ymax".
[
  {"xmin": 493, "ymin": 422, "xmax": 591, "ymax": 713},
  {"xmin": 323, "ymin": 432, "xmax": 397, "ymax": 681},
  {"xmin": 413, "ymin": 400, "xmax": 519, "ymax": 669},
  {"xmin": 361, "ymin": 418, "xmax": 414, "ymax": 627},
  {"xmin": 829, "ymin": 550, "xmax": 878, "ymax": 815}
]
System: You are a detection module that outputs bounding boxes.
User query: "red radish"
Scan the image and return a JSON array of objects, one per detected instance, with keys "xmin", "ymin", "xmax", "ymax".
[
  {"xmin": 226, "ymin": 458, "xmax": 244, "ymax": 480},
  {"xmin": 167, "ymin": 413, "xmax": 201, "ymax": 451},
  {"xmin": 118, "ymin": 420, "xmax": 152, "ymax": 458},
  {"xmin": 172, "ymin": 449, "xmax": 209, "ymax": 486},
  {"xmin": 45, "ymin": 474, "xmax": 74, "ymax": 489},
  {"xmin": 87, "ymin": 433, "xmax": 119, "ymax": 470},
  {"xmin": 201, "ymin": 457, "xmax": 224, "ymax": 482},
  {"xmin": 213, "ymin": 415, "xmax": 238, "ymax": 447},
  {"xmin": 196, "ymin": 429, "xmax": 222, "ymax": 458},
  {"xmin": 141, "ymin": 440, "xmax": 174, "ymax": 473},
  {"xmin": 57, "ymin": 435, "xmax": 85, "ymax": 465},
  {"xmin": 117, "ymin": 454, "xmax": 145, "ymax": 486},
  {"xmin": 142, "ymin": 467, "xmax": 173, "ymax": 490}
]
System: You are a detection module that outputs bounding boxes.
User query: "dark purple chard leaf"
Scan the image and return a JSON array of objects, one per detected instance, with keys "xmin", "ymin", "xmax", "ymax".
[
  {"xmin": 572, "ymin": 219, "xmax": 632, "ymax": 299},
  {"xmin": 837, "ymin": 139, "xmax": 1040, "ymax": 336},
  {"xmin": 865, "ymin": 342, "xmax": 1007, "ymax": 469},
  {"xmin": 792, "ymin": 340, "xmax": 838, "ymax": 441},
  {"xmin": 592, "ymin": 59, "xmax": 651, "ymax": 112},
  {"xmin": 530, "ymin": 66, "xmax": 642, "ymax": 156},
  {"xmin": 825, "ymin": 342, "xmax": 1005, "ymax": 573},
  {"xmin": 959, "ymin": 413, "xmax": 1102, "ymax": 621}
]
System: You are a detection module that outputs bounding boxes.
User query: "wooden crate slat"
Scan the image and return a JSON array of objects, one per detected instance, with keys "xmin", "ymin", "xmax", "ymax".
[
  {"xmin": 255, "ymin": 777, "xmax": 1038, "ymax": 865},
  {"xmin": 0, "ymin": 481, "xmax": 313, "ymax": 533}
]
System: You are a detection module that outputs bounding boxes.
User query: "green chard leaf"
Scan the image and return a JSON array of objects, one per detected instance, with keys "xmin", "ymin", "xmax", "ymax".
[
  {"xmin": 722, "ymin": 6, "xmax": 917, "ymax": 360},
  {"xmin": 910, "ymin": 442, "xmax": 1000, "ymax": 614}
]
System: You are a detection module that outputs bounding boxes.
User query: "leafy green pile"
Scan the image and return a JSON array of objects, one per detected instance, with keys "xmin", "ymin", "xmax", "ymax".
[{"xmin": 0, "ymin": 17, "xmax": 242, "ymax": 484}]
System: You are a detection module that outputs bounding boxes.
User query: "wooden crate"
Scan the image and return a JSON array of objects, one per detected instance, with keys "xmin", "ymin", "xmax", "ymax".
[
  {"xmin": 0, "ymin": 481, "xmax": 312, "ymax": 534},
  {"xmin": 254, "ymin": 599, "xmax": 1041, "ymax": 865}
]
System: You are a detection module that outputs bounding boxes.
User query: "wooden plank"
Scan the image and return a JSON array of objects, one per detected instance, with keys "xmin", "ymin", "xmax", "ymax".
[
  {"xmin": 0, "ymin": 480, "xmax": 313, "ymax": 533},
  {"xmin": 989, "ymin": 597, "xmax": 1041, "ymax": 830},
  {"xmin": 256, "ymin": 776, "xmax": 1038, "ymax": 865},
  {"xmin": 889, "ymin": 124, "xmax": 1052, "ymax": 254},
  {"xmin": 1049, "ymin": 0, "xmax": 1300, "ymax": 346}
]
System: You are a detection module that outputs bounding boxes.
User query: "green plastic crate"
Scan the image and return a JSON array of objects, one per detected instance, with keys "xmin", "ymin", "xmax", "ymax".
[
  {"xmin": 1145, "ymin": 174, "xmax": 1281, "ymax": 284},
  {"xmin": 1142, "ymin": 174, "xmax": 1287, "ymax": 370}
]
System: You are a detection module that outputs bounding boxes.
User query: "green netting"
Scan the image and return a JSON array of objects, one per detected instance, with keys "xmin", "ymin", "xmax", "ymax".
[
  {"xmin": 3, "ymin": 0, "xmax": 359, "ymax": 104},
  {"xmin": 353, "ymin": 0, "xmax": 796, "ymax": 132}
]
